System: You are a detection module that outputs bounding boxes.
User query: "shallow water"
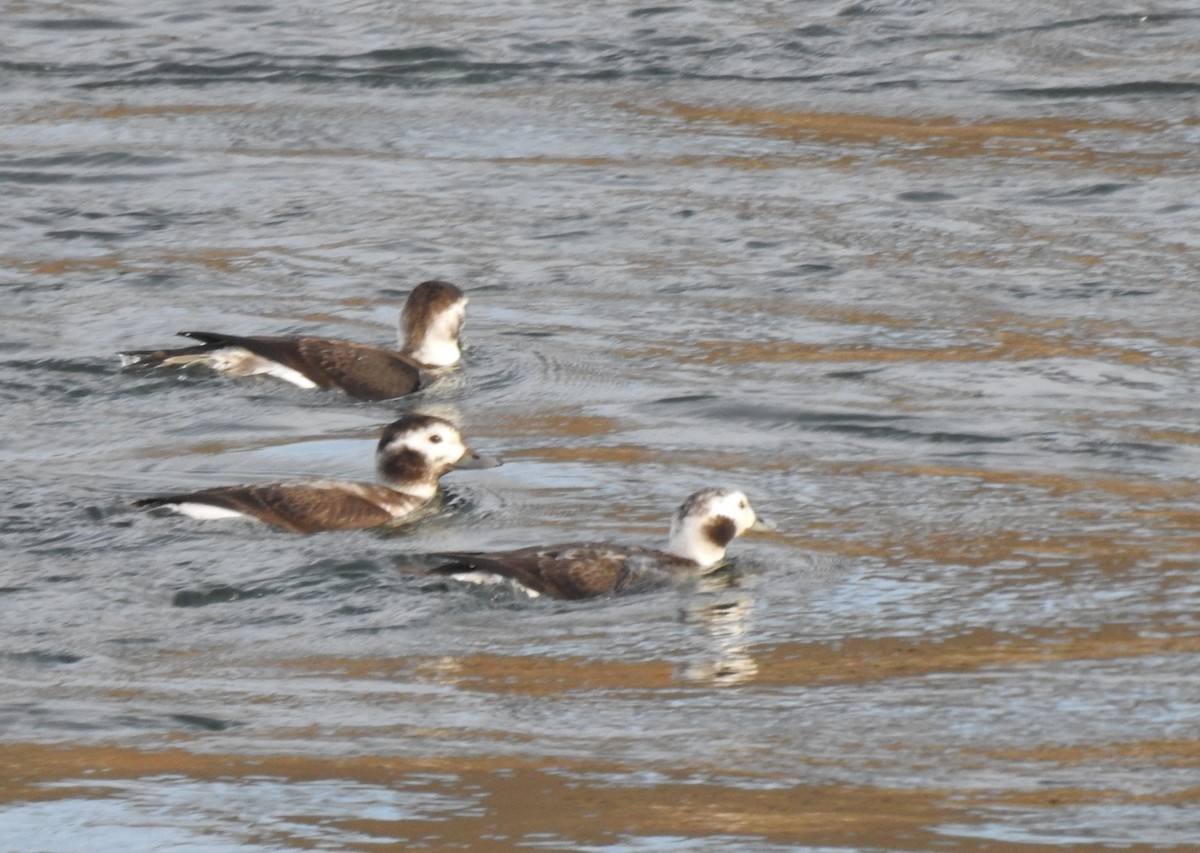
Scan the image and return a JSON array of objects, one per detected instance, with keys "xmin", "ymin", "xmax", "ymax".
[{"xmin": 3, "ymin": 1, "xmax": 1200, "ymax": 850}]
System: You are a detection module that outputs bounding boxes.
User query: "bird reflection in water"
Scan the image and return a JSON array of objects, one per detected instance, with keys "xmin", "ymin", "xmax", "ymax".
[{"xmin": 678, "ymin": 569, "xmax": 759, "ymax": 685}]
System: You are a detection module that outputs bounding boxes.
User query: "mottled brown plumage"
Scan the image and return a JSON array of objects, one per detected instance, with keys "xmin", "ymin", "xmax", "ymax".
[
  {"xmin": 426, "ymin": 488, "xmax": 770, "ymax": 599},
  {"xmin": 430, "ymin": 545, "xmax": 699, "ymax": 599},
  {"xmin": 136, "ymin": 482, "xmax": 420, "ymax": 534},
  {"xmin": 175, "ymin": 332, "xmax": 425, "ymax": 400},
  {"xmin": 134, "ymin": 414, "xmax": 499, "ymax": 534},
  {"xmin": 119, "ymin": 280, "xmax": 466, "ymax": 401}
]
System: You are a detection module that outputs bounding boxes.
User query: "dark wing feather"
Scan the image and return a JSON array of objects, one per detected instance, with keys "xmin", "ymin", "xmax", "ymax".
[
  {"xmin": 135, "ymin": 483, "xmax": 397, "ymax": 534},
  {"xmin": 180, "ymin": 331, "xmax": 312, "ymax": 368},
  {"xmin": 430, "ymin": 544, "xmax": 695, "ymax": 599},
  {"xmin": 118, "ymin": 340, "xmax": 227, "ymax": 368},
  {"xmin": 120, "ymin": 331, "xmax": 321, "ymax": 381},
  {"xmin": 293, "ymin": 338, "xmax": 422, "ymax": 401},
  {"xmin": 121, "ymin": 332, "xmax": 421, "ymax": 400}
]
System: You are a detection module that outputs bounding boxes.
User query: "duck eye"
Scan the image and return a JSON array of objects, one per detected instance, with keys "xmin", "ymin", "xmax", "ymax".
[
  {"xmin": 738, "ymin": 501, "xmax": 746, "ymax": 509},
  {"xmin": 429, "ymin": 434, "xmax": 443, "ymax": 444}
]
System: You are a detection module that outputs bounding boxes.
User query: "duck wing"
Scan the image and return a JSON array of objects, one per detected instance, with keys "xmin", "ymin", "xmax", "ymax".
[
  {"xmin": 430, "ymin": 544, "xmax": 695, "ymax": 599},
  {"xmin": 135, "ymin": 482, "xmax": 408, "ymax": 534},
  {"xmin": 121, "ymin": 331, "xmax": 422, "ymax": 401},
  {"xmin": 178, "ymin": 332, "xmax": 424, "ymax": 401}
]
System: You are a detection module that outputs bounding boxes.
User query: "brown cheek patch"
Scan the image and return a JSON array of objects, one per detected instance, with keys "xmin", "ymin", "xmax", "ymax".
[
  {"xmin": 703, "ymin": 516, "xmax": 738, "ymax": 549},
  {"xmin": 378, "ymin": 446, "xmax": 429, "ymax": 484}
]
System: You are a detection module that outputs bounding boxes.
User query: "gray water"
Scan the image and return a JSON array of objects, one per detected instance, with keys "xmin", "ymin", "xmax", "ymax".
[{"xmin": 3, "ymin": 1, "xmax": 1200, "ymax": 850}]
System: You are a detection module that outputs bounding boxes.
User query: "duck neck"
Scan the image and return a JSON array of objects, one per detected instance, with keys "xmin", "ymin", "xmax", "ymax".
[
  {"xmin": 668, "ymin": 512, "xmax": 739, "ymax": 567},
  {"xmin": 405, "ymin": 336, "xmax": 461, "ymax": 368},
  {"xmin": 377, "ymin": 448, "xmax": 439, "ymax": 498},
  {"xmin": 401, "ymin": 300, "xmax": 465, "ymax": 368}
]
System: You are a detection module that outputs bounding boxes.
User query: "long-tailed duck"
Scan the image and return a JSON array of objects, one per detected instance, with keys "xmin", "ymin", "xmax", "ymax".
[
  {"xmin": 134, "ymin": 414, "xmax": 499, "ymax": 534},
  {"xmin": 119, "ymin": 279, "xmax": 467, "ymax": 401},
  {"xmin": 425, "ymin": 488, "xmax": 771, "ymax": 599}
]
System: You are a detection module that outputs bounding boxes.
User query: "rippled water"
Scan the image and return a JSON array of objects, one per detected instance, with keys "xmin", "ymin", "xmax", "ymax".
[{"xmin": 3, "ymin": 1, "xmax": 1200, "ymax": 850}]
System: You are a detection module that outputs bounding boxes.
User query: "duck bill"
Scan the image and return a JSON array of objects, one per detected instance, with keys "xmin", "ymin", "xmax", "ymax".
[
  {"xmin": 454, "ymin": 448, "xmax": 502, "ymax": 470},
  {"xmin": 749, "ymin": 515, "xmax": 776, "ymax": 532}
]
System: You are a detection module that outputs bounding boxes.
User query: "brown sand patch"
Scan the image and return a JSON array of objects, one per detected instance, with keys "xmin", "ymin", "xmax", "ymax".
[
  {"xmin": 656, "ymin": 329, "xmax": 1155, "ymax": 366},
  {"xmin": 4, "ymin": 248, "xmax": 264, "ymax": 275},
  {"xmin": 5, "ymin": 742, "xmax": 1193, "ymax": 852},
  {"xmin": 662, "ymin": 105, "xmax": 1180, "ymax": 172},
  {"xmin": 282, "ymin": 623, "xmax": 1200, "ymax": 697}
]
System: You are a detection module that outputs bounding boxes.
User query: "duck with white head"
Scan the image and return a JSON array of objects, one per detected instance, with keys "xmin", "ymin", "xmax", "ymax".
[{"xmin": 423, "ymin": 487, "xmax": 772, "ymax": 599}]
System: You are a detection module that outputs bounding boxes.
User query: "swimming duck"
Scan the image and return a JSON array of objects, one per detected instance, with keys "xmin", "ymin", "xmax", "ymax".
[
  {"xmin": 119, "ymin": 279, "xmax": 466, "ymax": 401},
  {"xmin": 426, "ymin": 488, "xmax": 770, "ymax": 599},
  {"xmin": 134, "ymin": 414, "xmax": 498, "ymax": 533}
]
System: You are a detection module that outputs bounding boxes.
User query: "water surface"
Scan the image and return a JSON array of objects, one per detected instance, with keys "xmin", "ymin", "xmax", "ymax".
[{"xmin": 2, "ymin": 1, "xmax": 1200, "ymax": 850}]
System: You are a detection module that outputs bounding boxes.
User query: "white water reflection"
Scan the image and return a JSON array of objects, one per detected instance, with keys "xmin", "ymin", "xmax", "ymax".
[
  {"xmin": 0, "ymin": 775, "xmax": 482, "ymax": 852},
  {"xmin": 678, "ymin": 582, "xmax": 760, "ymax": 686}
]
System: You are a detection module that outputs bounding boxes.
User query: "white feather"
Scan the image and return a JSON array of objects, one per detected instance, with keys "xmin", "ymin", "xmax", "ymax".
[
  {"xmin": 405, "ymin": 299, "xmax": 466, "ymax": 367},
  {"xmin": 198, "ymin": 348, "xmax": 319, "ymax": 389},
  {"xmin": 171, "ymin": 503, "xmax": 254, "ymax": 521},
  {"xmin": 448, "ymin": 570, "xmax": 541, "ymax": 598}
]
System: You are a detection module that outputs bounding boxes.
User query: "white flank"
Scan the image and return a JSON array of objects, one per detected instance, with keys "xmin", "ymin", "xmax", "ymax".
[
  {"xmin": 449, "ymin": 570, "xmax": 541, "ymax": 598},
  {"xmin": 172, "ymin": 503, "xmax": 254, "ymax": 521},
  {"xmin": 261, "ymin": 362, "xmax": 320, "ymax": 389},
  {"xmin": 203, "ymin": 347, "xmax": 319, "ymax": 389}
]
